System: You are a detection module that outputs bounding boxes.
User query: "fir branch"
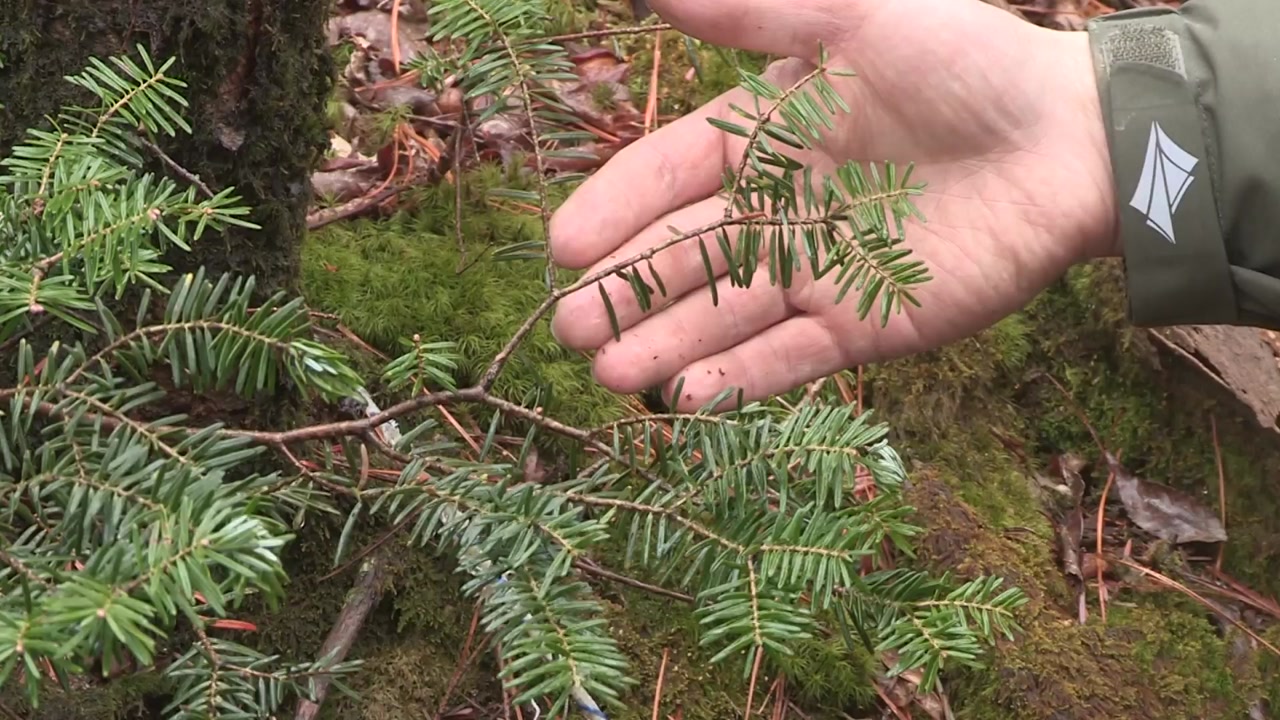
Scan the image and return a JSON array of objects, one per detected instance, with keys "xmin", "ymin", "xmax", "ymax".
[
  {"xmin": 722, "ymin": 62, "xmax": 832, "ymax": 222},
  {"xmin": 0, "ymin": 29, "xmax": 1024, "ymax": 719}
]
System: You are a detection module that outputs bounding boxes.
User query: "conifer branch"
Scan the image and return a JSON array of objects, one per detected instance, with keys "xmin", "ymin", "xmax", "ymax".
[{"xmin": 0, "ymin": 31, "xmax": 1027, "ymax": 720}]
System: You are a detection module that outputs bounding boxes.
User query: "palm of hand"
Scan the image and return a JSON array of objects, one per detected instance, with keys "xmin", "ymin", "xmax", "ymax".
[{"xmin": 549, "ymin": 0, "xmax": 1115, "ymax": 409}]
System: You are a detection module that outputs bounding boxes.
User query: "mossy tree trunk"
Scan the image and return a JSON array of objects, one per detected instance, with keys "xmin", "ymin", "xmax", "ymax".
[{"xmin": 0, "ymin": 0, "xmax": 333, "ymax": 295}]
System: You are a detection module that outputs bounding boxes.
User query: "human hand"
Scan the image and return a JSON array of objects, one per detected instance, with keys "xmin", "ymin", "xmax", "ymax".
[{"xmin": 549, "ymin": 0, "xmax": 1118, "ymax": 410}]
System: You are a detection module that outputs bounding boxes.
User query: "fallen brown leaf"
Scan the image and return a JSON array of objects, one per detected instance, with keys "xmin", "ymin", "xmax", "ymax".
[{"xmin": 1105, "ymin": 453, "xmax": 1228, "ymax": 545}]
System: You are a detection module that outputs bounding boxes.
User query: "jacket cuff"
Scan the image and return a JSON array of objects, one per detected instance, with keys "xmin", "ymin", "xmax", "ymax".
[{"xmin": 1086, "ymin": 8, "xmax": 1238, "ymax": 327}]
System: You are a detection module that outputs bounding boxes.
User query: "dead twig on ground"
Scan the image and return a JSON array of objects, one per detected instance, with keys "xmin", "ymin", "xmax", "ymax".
[
  {"xmin": 307, "ymin": 184, "xmax": 412, "ymax": 231},
  {"xmin": 294, "ymin": 548, "xmax": 392, "ymax": 720}
]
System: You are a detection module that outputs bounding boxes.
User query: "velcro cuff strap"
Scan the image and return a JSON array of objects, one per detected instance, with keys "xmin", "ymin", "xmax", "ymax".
[{"xmin": 1087, "ymin": 9, "xmax": 1237, "ymax": 327}]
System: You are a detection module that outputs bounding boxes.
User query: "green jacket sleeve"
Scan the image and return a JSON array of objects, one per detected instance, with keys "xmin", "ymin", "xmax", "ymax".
[{"xmin": 1086, "ymin": 0, "xmax": 1280, "ymax": 329}]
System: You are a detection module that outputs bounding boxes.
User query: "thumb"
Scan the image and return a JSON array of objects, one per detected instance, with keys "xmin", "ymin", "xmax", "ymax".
[{"xmin": 647, "ymin": 0, "xmax": 855, "ymax": 60}]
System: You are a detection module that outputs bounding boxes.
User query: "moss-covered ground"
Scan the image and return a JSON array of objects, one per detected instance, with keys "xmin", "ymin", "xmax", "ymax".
[{"xmin": 870, "ymin": 261, "xmax": 1280, "ymax": 718}]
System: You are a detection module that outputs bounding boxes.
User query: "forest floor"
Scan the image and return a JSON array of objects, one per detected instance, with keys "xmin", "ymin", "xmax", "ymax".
[
  {"xmin": 298, "ymin": 1, "xmax": 1280, "ymax": 719},
  {"xmin": 24, "ymin": 1, "xmax": 1280, "ymax": 719}
]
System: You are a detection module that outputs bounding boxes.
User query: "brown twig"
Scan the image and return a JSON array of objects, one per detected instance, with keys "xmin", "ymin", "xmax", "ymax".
[
  {"xmin": 453, "ymin": 109, "xmax": 469, "ymax": 272},
  {"xmin": 855, "ymin": 367, "xmax": 864, "ymax": 414},
  {"xmin": 478, "ymin": 211, "xmax": 768, "ymax": 391},
  {"xmin": 294, "ymin": 548, "xmax": 392, "ymax": 720},
  {"xmin": 874, "ymin": 682, "xmax": 911, "ymax": 720},
  {"xmin": 1041, "ymin": 371, "xmax": 1116, "ymax": 620},
  {"xmin": 0, "ymin": 549, "xmax": 53, "ymax": 589},
  {"xmin": 306, "ymin": 183, "xmax": 412, "ymax": 231},
  {"xmin": 770, "ymin": 674, "xmax": 786, "ymax": 720},
  {"xmin": 138, "ymin": 135, "xmax": 215, "ymax": 198},
  {"xmin": 651, "ymin": 647, "xmax": 670, "ymax": 720},
  {"xmin": 575, "ymin": 558, "xmax": 694, "ymax": 603},
  {"xmin": 744, "ymin": 649, "xmax": 764, "ymax": 720}
]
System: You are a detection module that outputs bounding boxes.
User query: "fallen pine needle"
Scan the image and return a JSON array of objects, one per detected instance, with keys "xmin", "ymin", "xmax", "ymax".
[
  {"xmin": 1211, "ymin": 414, "xmax": 1227, "ymax": 572},
  {"xmin": 651, "ymin": 647, "xmax": 670, "ymax": 720},
  {"xmin": 390, "ymin": 0, "xmax": 403, "ymax": 71},
  {"xmin": 1116, "ymin": 557, "xmax": 1280, "ymax": 656},
  {"xmin": 1095, "ymin": 465, "xmax": 1115, "ymax": 622},
  {"xmin": 644, "ymin": 30, "xmax": 662, "ymax": 134}
]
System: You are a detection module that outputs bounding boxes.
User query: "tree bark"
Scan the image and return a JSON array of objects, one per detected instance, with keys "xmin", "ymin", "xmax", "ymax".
[{"xmin": 0, "ymin": 0, "xmax": 333, "ymax": 296}]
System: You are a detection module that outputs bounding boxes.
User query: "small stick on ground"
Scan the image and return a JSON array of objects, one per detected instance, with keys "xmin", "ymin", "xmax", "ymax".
[
  {"xmin": 651, "ymin": 647, "xmax": 670, "ymax": 720},
  {"xmin": 801, "ymin": 377, "xmax": 828, "ymax": 405},
  {"xmin": 495, "ymin": 648, "xmax": 526, "ymax": 720},
  {"xmin": 306, "ymin": 184, "xmax": 411, "ymax": 230},
  {"xmin": 1211, "ymin": 414, "xmax": 1227, "ymax": 572},
  {"xmin": 139, "ymin": 136, "xmax": 215, "ymax": 198},
  {"xmin": 537, "ymin": 24, "xmax": 674, "ymax": 45},
  {"xmin": 294, "ymin": 548, "xmax": 392, "ymax": 720},
  {"xmin": 786, "ymin": 699, "xmax": 812, "ymax": 720},
  {"xmin": 0, "ymin": 699, "xmax": 22, "ymax": 720}
]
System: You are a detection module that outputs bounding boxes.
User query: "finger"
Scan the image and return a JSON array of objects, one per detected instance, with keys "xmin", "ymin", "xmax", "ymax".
[
  {"xmin": 648, "ymin": 0, "xmax": 858, "ymax": 60},
  {"xmin": 663, "ymin": 315, "xmax": 850, "ymax": 411},
  {"xmin": 591, "ymin": 274, "xmax": 792, "ymax": 394},
  {"xmin": 552, "ymin": 194, "xmax": 750, "ymax": 351},
  {"xmin": 548, "ymin": 95, "xmax": 729, "ymax": 270}
]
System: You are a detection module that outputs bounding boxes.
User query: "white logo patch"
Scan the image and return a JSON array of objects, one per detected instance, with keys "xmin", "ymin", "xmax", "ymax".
[{"xmin": 1129, "ymin": 121, "xmax": 1199, "ymax": 244}]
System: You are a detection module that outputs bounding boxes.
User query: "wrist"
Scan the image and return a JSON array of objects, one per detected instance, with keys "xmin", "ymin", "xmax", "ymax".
[{"xmin": 1062, "ymin": 30, "xmax": 1121, "ymax": 260}]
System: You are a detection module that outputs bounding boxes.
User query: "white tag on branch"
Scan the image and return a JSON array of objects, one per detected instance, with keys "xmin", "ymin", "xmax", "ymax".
[{"xmin": 355, "ymin": 386, "xmax": 402, "ymax": 445}]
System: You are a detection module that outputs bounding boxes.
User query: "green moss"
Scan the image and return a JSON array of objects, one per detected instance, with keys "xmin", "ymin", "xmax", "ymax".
[
  {"xmin": 1114, "ymin": 603, "xmax": 1250, "ymax": 716},
  {"xmin": 1, "ymin": 671, "xmax": 169, "ymax": 720},
  {"xmin": 953, "ymin": 603, "xmax": 1257, "ymax": 720},
  {"xmin": 901, "ymin": 473, "xmax": 1258, "ymax": 720},
  {"xmin": 301, "ymin": 164, "xmax": 631, "ymax": 427},
  {"xmin": 865, "ymin": 259, "xmax": 1280, "ymax": 718},
  {"xmin": 1021, "ymin": 263, "xmax": 1280, "ymax": 595},
  {"xmin": 768, "ymin": 636, "xmax": 877, "ymax": 711},
  {"xmin": 871, "ymin": 260, "xmax": 1280, "ymax": 595}
]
